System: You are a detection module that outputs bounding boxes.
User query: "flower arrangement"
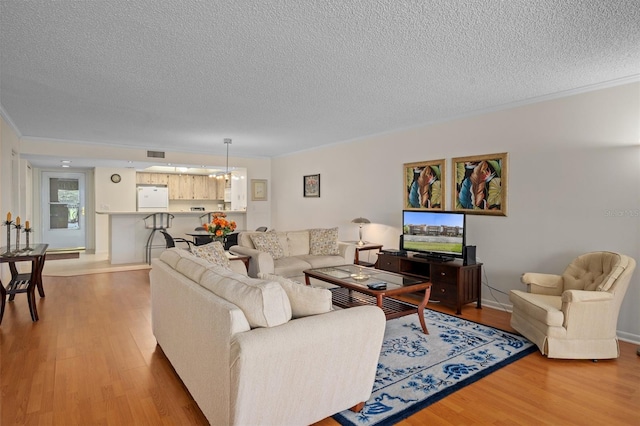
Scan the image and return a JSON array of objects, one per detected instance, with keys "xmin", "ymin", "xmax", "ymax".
[{"xmin": 203, "ymin": 212, "xmax": 237, "ymax": 238}]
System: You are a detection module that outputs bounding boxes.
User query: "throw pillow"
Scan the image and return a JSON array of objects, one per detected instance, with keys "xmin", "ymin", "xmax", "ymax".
[
  {"xmin": 309, "ymin": 227, "xmax": 340, "ymax": 255},
  {"xmin": 258, "ymin": 272, "xmax": 333, "ymax": 318},
  {"xmin": 250, "ymin": 232, "xmax": 285, "ymax": 260},
  {"xmin": 191, "ymin": 241, "xmax": 231, "ymax": 269}
]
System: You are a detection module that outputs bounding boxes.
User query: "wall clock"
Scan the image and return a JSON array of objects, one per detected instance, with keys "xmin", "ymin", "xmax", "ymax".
[{"xmin": 110, "ymin": 174, "xmax": 122, "ymax": 183}]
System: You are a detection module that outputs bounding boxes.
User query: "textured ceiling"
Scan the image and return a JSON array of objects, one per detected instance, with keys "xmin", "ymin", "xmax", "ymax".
[{"xmin": 1, "ymin": 0, "xmax": 639, "ymax": 167}]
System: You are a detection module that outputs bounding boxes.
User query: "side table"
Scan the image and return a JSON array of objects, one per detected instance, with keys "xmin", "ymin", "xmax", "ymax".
[
  {"xmin": 347, "ymin": 242, "xmax": 383, "ymax": 267},
  {"xmin": 0, "ymin": 243, "xmax": 49, "ymax": 324}
]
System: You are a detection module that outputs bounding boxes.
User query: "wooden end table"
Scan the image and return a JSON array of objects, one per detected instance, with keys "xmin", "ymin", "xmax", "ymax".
[
  {"xmin": 0, "ymin": 244, "xmax": 49, "ymax": 324},
  {"xmin": 304, "ymin": 264, "xmax": 432, "ymax": 334}
]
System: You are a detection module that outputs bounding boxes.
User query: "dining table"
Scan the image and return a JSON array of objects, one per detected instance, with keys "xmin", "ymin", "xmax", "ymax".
[{"xmin": 0, "ymin": 243, "xmax": 49, "ymax": 324}]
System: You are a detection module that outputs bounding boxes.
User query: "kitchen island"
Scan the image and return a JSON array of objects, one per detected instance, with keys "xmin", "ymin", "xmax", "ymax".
[{"xmin": 98, "ymin": 211, "xmax": 246, "ymax": 264}]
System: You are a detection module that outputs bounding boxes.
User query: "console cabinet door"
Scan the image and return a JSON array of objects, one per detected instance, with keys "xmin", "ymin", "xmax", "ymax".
[{"xmin": 377, "ymin": 254, "xmax": 401, "ymax": 273}]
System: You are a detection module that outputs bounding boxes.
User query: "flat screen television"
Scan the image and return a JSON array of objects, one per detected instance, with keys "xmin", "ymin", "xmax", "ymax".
[{"xmin": 401, "ymin": 210, "xmax": 466, "ymax": 260}]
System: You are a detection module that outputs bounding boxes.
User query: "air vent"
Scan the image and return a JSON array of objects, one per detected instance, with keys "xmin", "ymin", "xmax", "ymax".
[{"xmin": 147, "ymin": 150, "xmax": 165, "ymax": 158}]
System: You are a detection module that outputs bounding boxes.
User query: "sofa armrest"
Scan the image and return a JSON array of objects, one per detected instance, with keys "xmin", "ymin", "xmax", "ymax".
[
  {"xmin": 229, "ymin": 306, "xmax": 386, "ymax": 425},
  {"xmin": 521, "ymin": 272, "xmax": 563, "ymax": 295},
  {"xmin": 338, "ymin": 241, "xmax": 356, "ymax": 264},
  {"xmin": 228, "ymin": 245, "xmax": 275, "ymax": 277}
]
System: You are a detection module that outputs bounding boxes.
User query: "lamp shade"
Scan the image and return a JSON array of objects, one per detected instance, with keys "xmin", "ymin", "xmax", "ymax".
[{"xmin": 351, "ymin": 217, "xmax": 371, "ymax": 224}]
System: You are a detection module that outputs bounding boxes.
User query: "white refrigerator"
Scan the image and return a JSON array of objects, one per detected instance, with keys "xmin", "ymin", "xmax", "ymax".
[{"xmin": 137, "ymin": 186, "xmax": 169, "ymax": 212}]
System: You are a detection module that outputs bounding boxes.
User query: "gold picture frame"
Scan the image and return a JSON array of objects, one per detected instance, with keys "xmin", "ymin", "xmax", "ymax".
[
  {"xmin": 452, "ymin": 152, "xmax": 508, "ymax": 216},
  {"xmin": 403, "ymin": 159, "xmax": 446, "ymax": 210},
  {"xmin": 251, "ymin": 179, "xmax": 268, "ymax": 201}
]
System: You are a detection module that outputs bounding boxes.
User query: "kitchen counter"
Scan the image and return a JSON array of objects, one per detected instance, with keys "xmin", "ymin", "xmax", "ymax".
[{"xmin": 98, "ymin": 210, "xmax": 246, "ymax": 264}]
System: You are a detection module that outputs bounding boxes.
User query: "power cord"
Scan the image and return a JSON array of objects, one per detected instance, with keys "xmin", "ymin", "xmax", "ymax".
[{"xmin": 479, "ymin": 261, "xmax": 511, "ymax": 313}]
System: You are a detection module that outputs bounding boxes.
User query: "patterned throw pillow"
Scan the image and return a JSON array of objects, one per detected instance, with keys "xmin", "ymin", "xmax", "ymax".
[
  {"xmin": 250, "ymin": 232, "xmax": 285, "ymax": 260},
  {"xmin": 191, "ymin": 241, "xmax": 231, "ymax": 269},
  {"xmin": 309, "ymin": 227, "xmax": 340, "ymax": 255}
]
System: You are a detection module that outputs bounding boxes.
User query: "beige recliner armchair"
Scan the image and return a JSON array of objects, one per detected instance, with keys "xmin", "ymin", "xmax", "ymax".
[{"xmin": 509, "ymin": 251, "xmax": 636, "ymax": 359}]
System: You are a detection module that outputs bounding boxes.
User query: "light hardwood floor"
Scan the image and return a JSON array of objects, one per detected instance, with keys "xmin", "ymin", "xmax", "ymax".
[{"xmin": 1, "ymin": 270, "xmax": 638, "ymax": 425}]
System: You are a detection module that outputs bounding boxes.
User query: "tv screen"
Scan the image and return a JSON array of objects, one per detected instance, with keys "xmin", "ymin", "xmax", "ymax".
[{"xmin": 401, "ymin": 210, "xmax": 466, "ymax": 258}]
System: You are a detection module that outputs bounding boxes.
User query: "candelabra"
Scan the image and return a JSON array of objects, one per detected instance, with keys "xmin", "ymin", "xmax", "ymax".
[
  {"xmin": 14, "ymin": 223, "xmax": 22, "ymax": 252},
  {"xmin": 3, "ymin": 219, "xmax": 11, "ymax": 254},
  {"xmin": 24, "ymin": 226, "xmax": 32, "ymax": 250}
]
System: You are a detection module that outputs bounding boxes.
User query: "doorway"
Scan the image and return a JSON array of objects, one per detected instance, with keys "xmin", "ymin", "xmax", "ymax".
[{"xmin": 41, "ymin": 172, "xmax": 86, "ymax": 250}]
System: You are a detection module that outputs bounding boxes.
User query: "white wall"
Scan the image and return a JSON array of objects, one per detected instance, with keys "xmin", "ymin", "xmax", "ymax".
[{"xmin": 271, "ymin": 82, "xmax": 640, "ymax": 342}]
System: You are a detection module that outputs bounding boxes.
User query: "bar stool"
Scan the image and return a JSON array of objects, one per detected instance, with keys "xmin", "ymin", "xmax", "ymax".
[{"xmin": 144, "ymin": 213, "xmax": 174, "ymax": 264}]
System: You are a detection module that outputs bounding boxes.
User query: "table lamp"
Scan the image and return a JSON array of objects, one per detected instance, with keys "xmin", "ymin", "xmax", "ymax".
[{"xmin": 351, "ymin": 217, "xmax": 370, "ymax": 246}]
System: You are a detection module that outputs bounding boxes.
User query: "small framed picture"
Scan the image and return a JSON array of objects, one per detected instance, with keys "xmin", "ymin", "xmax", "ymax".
[
  {"xmin": 251, "ymin": 179, "xmax": 268, "ymax": 201},
  {"xmin": 403, "ymin": 159, "xmax": 446, "ymax": 210},
  {"xmin": 452, "ymin": 152, "xmax": 508, "ymax": 216},
  {"xmin": 303, "ymin": 174, "xmax": 321, "ymax": 197}
]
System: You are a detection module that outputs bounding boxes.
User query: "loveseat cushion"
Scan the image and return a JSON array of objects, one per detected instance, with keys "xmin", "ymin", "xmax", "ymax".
[
  {"xmin": 258, "ymin": 273, "xmax": 333, "ymax": 318},
  {"xmin": 309, "ymin": 228, "xmax": 339, "ymax": 255},
  {"xmin": 199, "ymin": 266, "xmax": 292, "ymax": 328},
  {"xmin": 299, "ymin": 254, "xmax": 347, "ymax": 269},
  {"xmin": 191, "ymin": 241, "xmax": 231, "ymax": 269},
  {"xmin": 274, "ymin": 256, "xmax": 313, "ymax": 278}
]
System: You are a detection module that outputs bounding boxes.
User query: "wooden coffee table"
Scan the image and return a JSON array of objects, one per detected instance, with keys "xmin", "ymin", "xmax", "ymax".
[{"xmin": 304, "ymin": 264, "xmax": 432, "ymax": 334}]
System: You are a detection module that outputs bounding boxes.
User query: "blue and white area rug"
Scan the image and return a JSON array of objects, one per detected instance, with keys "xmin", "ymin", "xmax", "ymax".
[{"xmin": 333, "ymin": 309, "xmax": 536, "ymax": 426}]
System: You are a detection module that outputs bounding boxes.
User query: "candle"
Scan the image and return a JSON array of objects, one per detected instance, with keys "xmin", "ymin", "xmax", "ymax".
[
  {"xmin": 25, "ymin": 220, "xmax": 30, "ymax": 229},
  {"xmin": 16, "ymin": 216, "xmax": 20, "ymax": 226},
  {"xmin": 6, "ymin": 212, "xmax": 10, "ymax": 222}
]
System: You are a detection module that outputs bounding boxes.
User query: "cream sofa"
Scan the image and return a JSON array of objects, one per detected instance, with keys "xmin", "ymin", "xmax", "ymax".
[
  {"xmin": 510, "ymin": 251, "xmax": 636, "ymax": 359},
  {"xmin": 150, "ymin": 248, "xmax": 385, "ymax": 425},
  {"xmin": 229, "ymin": 229, "xmax": 356, "ymax": 281}
]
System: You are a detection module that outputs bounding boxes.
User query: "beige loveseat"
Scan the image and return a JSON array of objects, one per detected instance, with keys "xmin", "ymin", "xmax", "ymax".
[
  {"xmin": 229, "ymin": 228, "xmax": 356, "ymax": 281},
  {"xmin": 150, "ymin": 248, "xmax": 385, "ymax": 425}
]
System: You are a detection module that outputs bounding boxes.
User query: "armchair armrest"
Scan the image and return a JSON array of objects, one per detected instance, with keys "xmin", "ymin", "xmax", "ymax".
[
  {"xmin": 521, "ymin": 272, "xmax": 563, "ymax": 296},
  {"xmin": 560, "ymin": 290, "xmax": 616, "ymax": 337},
  {"xmin": 228, "ymin": 245, "xmax": 275, "ymax": 277},
  {"xmin": 561, "ymin": 289, "xmax": 614, "ymax": 303}
]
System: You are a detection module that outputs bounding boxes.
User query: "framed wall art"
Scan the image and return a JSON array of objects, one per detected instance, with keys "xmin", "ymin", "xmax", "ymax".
[
  {"xmin": 452, "ymin": 152, "xmax": 508, "ymax": 216},
  {"xmin": 403, "ymin": 159, "xmax": 445, "ymax": 210},
  {"xmin": 251, "ymin": 179, "xmax": 268, "ymax": 201},
  {"xmin": 303, "ymin": 174, "xmax": 320, "ymax": 198}
]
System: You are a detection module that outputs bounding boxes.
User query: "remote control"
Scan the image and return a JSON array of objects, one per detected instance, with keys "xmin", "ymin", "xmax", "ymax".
[{"xmin": 367, "ymin": 282, "xmax": 387, "ymax": 290}]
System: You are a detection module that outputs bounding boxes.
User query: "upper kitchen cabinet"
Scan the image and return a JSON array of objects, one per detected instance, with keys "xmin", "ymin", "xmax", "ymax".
[
  {"xmin": 136, "ymin": 172, "xmax": 169, "ymax": 185},
  {"xmin": 167, "ymin": 174, "xmax": 190, "ymax": 199}
]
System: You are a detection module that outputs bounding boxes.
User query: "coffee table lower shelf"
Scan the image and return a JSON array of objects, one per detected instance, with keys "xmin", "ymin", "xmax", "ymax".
[{"xmin": 330, "ymin": 287, "xmax": 419, "ymax": 321}]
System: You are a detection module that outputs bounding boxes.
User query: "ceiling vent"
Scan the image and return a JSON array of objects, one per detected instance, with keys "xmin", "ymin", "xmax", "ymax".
[{"xmin": 147, "ymin": 150, "xmax": 165, "ymax": 158}]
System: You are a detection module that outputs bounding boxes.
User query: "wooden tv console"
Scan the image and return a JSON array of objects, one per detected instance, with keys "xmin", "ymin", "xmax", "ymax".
[{"xmin": 377, "ymin": 252, "xmax": 482, "ymax": 314}]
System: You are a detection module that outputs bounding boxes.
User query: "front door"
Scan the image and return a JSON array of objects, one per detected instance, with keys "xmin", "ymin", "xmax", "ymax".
[{"xmin": 41, "ymin": 172, "xmax": 86, "ymax": 250}]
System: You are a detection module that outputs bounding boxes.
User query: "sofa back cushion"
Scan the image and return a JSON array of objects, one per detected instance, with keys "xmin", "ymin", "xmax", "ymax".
[
  {"xmin": 286, "ymin": 230, "xmax": 310, "ymax": 256},
  {"xmin": 199, "ymin": 266, "xmax": 292, "ymax": 328},
  {"xmin": 258, "ymin": 273, "xmax": 332, "ymax": 318}
]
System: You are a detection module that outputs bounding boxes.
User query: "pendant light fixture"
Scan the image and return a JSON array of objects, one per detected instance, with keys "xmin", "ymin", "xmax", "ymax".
[{"xmin": 224, "ymin": 138, "xmax": 232, "ymax": 174}]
